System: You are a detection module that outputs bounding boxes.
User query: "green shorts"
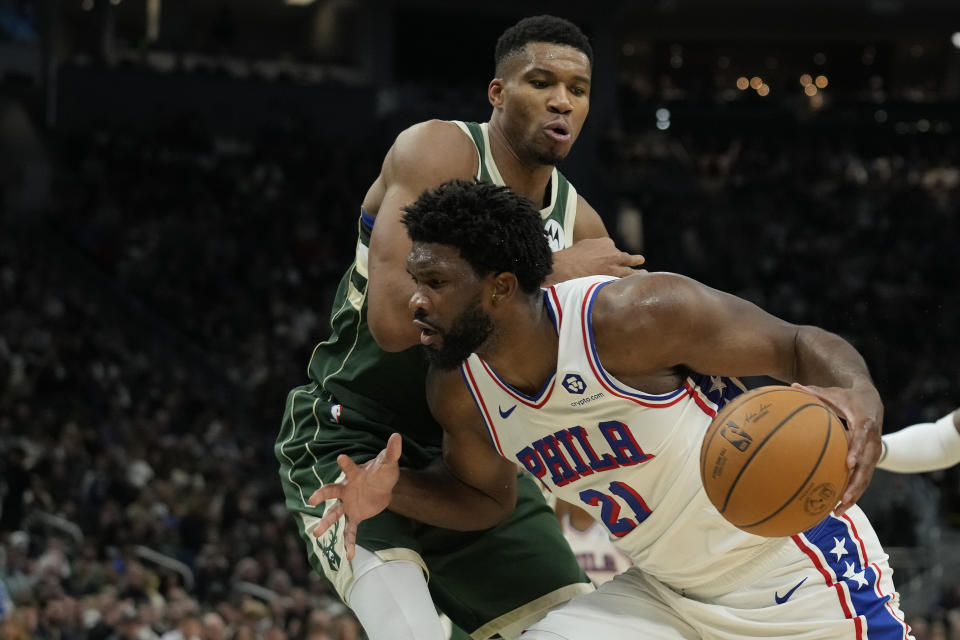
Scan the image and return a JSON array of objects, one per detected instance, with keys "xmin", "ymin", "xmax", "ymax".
[{"xmin": 276, "ymin": 383, "xmax": 593, "ymax": 639}]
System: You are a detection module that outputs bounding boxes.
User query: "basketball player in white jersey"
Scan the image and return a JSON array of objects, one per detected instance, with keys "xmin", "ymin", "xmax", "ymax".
[{"xmin": 310, "ymin": 180, "xmax": 913, "ymax": 639}]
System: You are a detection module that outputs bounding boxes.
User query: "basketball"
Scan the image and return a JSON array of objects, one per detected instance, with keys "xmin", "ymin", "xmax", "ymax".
[{"xmin": 699, "ymin": 385, "xmax": 850, "ymax": 537}]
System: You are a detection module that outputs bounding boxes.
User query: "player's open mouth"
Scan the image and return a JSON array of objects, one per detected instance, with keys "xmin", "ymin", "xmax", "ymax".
[
  {"xmin": 414, "ymin": 319, "xmax": 439, "ymax": 345},
  {"xmin": 544, "ymin": 121, "xmax": 571, "ymax": 142}
]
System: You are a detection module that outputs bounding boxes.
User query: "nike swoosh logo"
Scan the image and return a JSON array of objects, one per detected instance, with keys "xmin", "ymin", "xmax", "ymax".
[
  {"xmin": 775, "ymin": 576, "xmax": 808, "ymax": 604},
  {"xmin": 498, "ymin": 405, "xmax": 517, "ymax": 419}
]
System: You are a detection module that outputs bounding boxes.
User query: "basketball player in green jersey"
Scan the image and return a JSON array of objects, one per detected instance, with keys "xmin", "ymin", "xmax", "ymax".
[{"xmin": 275, "ymin": 15, "xmax": 643, "ymax": 640}]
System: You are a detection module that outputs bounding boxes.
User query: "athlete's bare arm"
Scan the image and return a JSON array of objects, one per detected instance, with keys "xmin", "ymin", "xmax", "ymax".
[
  {"xmin": 307, "ymin": 367, "xmax": 518, "ymax": 555},
  {"xmin": 365, "ymin": 120, "xmax": 480, "ymax": 352},
  {"xmin": 388, "ymin": 366, "xmax": 519, "ymax": 530},
  {"xmin": 590, "ymin": 272, "xmax": 882, "ymax": 513},
  {"xmin": 546, "ymin": 196, "xmax": 645, "ymax": 284},
  {"xmin": 878, "ymin": 408, "xmax": 960, "ymax": 473}
]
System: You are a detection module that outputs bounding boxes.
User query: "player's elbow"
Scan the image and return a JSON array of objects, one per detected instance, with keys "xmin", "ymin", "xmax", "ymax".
[
  {"xmin": 459, "ymin": 502, "xmax": 513, "ymax": 531},
  {"xmin": 368, "ymin": 309, "xmax": 419, "ymax": 352},
  {"xmin": 449, "ymin": 485, "xmax": 516, "ymax": 531},
  {"xmin": 477, "ymin": 486, "xmax": 517, "ymax": 530}
]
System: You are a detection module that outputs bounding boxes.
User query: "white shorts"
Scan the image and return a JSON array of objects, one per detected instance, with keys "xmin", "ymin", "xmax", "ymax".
[{"xmin": 524, "ymin": 509, "xmax": 914, "ymax": 639}]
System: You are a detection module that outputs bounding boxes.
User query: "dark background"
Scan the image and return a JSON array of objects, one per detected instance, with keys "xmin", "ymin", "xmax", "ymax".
[{"xmin": 2, "ymin": 0, "xmax": 959, "ymax": 638}]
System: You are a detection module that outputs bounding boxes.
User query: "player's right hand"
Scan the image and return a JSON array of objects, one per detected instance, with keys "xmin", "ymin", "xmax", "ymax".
[
  {"xmin": 552, "ymin": 237, "xmax": 645, "ymax": 281},
  {"xmin": 308, "ymin": 433, "xmax": 403, "ymax": 561},
  {"xmin": 791, "ymin": 382, "xmax": 883, "ymax": 514}
]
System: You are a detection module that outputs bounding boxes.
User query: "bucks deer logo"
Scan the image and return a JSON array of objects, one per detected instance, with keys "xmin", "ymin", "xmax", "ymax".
[{"xmin": 317, "ymin": 517, "xmax": 342, "ymax": 571}]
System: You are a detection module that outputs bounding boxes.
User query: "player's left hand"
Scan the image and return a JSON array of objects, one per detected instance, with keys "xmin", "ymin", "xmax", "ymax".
[
  {"xmin": 551, "ymin": 237, "xmax": 645, "ymax": 281},
  {"xmin": 307, "ymin": 433, "xmax": 403, "ymax": 561},
  {"xmin": 791, "ymin": 381, "xmax": 883, "ymax": 515}
]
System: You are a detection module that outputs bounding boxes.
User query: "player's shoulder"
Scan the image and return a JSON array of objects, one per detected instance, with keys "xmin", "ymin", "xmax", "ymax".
[
  {"xmin": 386, "ymin": 119, "xmax": 477, "ymax": 180},
  {"xmin": 592, "ymin": 271, "xmax": 695, "ymax": 327},
  {"xmin": 599, "ymin": 271, "xmax": 694, "ymax": 301},
  {"xmin": 393, "ymin": 119, "xmax": 473, "ymax": 156}
]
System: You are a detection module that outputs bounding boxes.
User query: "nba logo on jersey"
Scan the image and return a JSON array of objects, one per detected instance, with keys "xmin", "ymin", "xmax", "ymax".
[
  {"xmin": 544, "ymin": 219, "xmax": 565, "ymax": 252},
  {"xmin": 330, "ymin": 404, "xmax": 343, "ymax": 423},
  {"xmin": 562, "ymin": 373, "xmax": 587, "ymax": 394}
]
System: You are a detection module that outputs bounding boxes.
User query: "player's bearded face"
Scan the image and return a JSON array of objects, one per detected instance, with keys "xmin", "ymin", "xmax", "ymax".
[{"xmin": 418, "ymin": 300, "xmax": 493, "ymax": 370}]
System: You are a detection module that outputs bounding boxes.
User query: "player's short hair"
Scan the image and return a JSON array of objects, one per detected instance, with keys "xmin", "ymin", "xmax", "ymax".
[
  {"xmin": 494, "ymin": 15, "xmax": 593, "ymax": 73},
  {"xmin": 401, "ymin": 180, "xmax": 553, "ymax": 294}
]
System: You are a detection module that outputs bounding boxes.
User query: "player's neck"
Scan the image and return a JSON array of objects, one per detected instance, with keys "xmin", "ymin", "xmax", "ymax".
[
  {"xmin": 478, "ymin": 299, "xmax": 558, "ymax": 397},
  {"xmin": 486, "ymin": 120, "xmax": 554, "ymax": 208}
]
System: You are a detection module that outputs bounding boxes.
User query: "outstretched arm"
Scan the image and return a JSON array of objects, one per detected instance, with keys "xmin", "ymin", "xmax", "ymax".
[
  {"xmin": 308, "ymin": 368, "xmax": 518, "ymax": 559},
  {"xmin": 308, "ymin": 433, "xmax": 402, "ymax": 560},
  {"xmin": 390, "ymin": 366, "xmax": 518, "ymax": 528},
  {"xmin": 594, "ymin": 272, "xmax": 882, "ymax": 514},
  {"xmin": 877, "ymin": 409, "xmax": 960, "ymax": 473}
]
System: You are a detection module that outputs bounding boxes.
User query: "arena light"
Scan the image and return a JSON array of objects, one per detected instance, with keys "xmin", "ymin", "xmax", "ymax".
[
  {"xmin": 952, "ymin": 32, "xmax": 960, "ymax": 49},
  {"xmin": 655, "ymin": 108, "xmax": 671, "ymax": 130},
  {"xmin": 799, "ymin": 74, "xmax": 812, "ymax": 87},
  {"xmin": 736, "ymin": 77, "xmax": 749, "ymax": 90},
  {"xmin": 757, "ymin": 84, "xmax": 770, "ymax": 97},
  {"xmin": 146, "ymin": 0, "xmax": 160, "ymax": 41},
  {"xmin": 815, "ymin": 75, "xmax": 828, "ymax": 88},
  {"xmin": 750, "ymin": 76, "xmax": 762, "ymax": 90},
  {"xmin": 804, "ymin": 84, "xmax": 818, "ymax": 97}
]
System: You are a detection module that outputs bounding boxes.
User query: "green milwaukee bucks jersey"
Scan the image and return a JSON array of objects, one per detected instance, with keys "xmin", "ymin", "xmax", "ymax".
[
  {"xmin": 453, "ymin": 121, "xmax": 578, "ymax": 251},
  {"xmin": 307, "ymin": 121, "xmax": 580, "ymax": 446}
]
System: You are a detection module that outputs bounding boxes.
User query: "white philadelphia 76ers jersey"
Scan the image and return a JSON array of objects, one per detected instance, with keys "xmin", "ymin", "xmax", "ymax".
[{"xmin": 460, "ymin": 276, "xmax": 781, "ymax": 590}]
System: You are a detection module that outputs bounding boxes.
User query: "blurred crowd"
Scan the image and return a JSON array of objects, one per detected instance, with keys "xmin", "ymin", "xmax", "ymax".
[
  {"xmin": 0, "ymin": 237, "xmax": 362, "ymax": 640},
  {"xmin": 2, "ymin": 103, "xmax": 959, "ymax": 639},
  {"xmin": 0, "ymin": 119, "xmax": 376, "ymax": 638},
  {"xmin": 606, "ymin": 118, "xmax": 959, "ymax": 430}
]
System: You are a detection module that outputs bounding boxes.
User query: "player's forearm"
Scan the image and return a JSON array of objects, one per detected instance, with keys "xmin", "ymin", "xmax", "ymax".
[
  {"xmin": 792, "ymin": 326, "xmax": 875, "ymax": 391},
  {"xmin": 544, "ymin": 247, "xmax": 582, "ymax": 285},
  {"xmin": 545, "ymin": 238, "xmax": 644, "ymax": 284},
  {"xmin": 878, "ymin": 411, "xmax": 960, "ymax": 473},
  {"xmin": 389, "ymin": 464, "xmax": 515, "ymax": 531}
]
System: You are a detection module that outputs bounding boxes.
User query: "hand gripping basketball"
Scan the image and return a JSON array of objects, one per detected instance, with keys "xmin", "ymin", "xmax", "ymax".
[
  {"xmin": 700, "ymin": 386, "xmax": 851, "ymax": 537},
  {"xmin": 791, "ymin": 382, "xmax": 883, "ymax": 514},
  {"xmin": 308, "ymin": 432, "xmax": 403, "ymax": 561}
]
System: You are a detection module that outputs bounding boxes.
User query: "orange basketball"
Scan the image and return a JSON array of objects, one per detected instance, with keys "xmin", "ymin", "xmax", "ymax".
[{"xmin": 699, "ymin": 385, "xmax": 850, "ymax": 537}]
